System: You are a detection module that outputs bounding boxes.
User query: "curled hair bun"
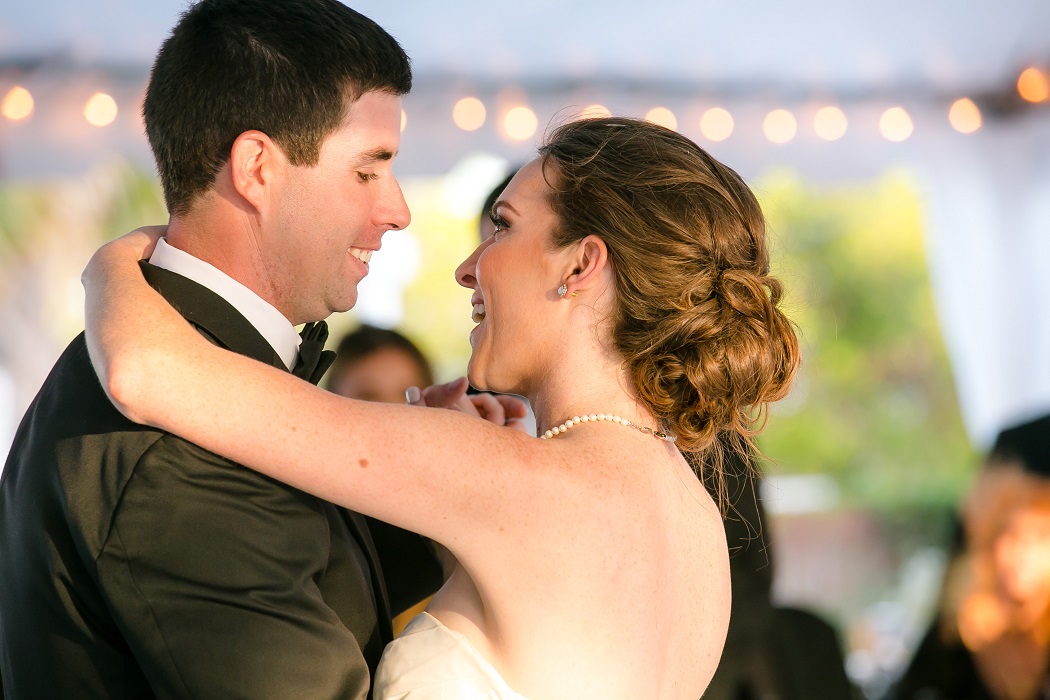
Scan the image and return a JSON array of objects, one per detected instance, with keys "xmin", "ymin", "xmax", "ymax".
[
  {"xmin": 637, "ymin": 263, "xmax": 797, "ymax": 456},
  {"xmin": 539, "ymin": 117, "xmax": 800, "ymax": 477}
]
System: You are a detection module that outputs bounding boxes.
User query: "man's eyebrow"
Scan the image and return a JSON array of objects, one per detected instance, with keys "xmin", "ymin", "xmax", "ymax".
[{"xmin": 355, "ymin": 148, "xmax": 396, "ymax": 165}]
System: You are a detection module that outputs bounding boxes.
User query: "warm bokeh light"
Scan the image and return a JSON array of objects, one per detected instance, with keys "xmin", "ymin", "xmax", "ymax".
[
  {"xmin": 763, "ymin": 108, "xmax": 797, "ymax": 144},
  {"xmin": 502, "ymin": 105, "xmax": 538, "ymax": 141},
  {"xmin": 2, "ymin": 86, "xmax": 34, "ymax": 121},
  {"xmin": 879, "ymin": 106, "xmax": 914, "ymax": 142},
  {"xmin": 84, "ymin": 92, "xmax": 118, "ymax": 127},
  {"xmin": 452, "ymin": 97, "xmax": 486, "ymax": 131},
  {"xmin": 949, "ymin": 98, "xmax": 982, "ymax": 134},
  {"xmin": 578, "ymin": 104, "xmax": 611, "ymax": 119},
  {"xmin": 644, "ymin": 106, "xmax": 677, "ymax": 130},
  {"xmin": 400, "ymin": 109, "xmax": 407, "ymax": 132},
  {"xmin": 813, "ymin": 106, "xmax": 848, "ymax": 141},
  {"xmin": 699, "ymin": 107, "xmax": 734, "ymax": 142},
  {"xmin": 1017, "ymin": 67, "xmax": 1050, "ymax": 103}
]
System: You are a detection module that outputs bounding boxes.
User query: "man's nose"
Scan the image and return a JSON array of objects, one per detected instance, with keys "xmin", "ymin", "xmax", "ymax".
[{"xmin": 378, "ymin": 176, "xmax": 411, "ymax": 231}]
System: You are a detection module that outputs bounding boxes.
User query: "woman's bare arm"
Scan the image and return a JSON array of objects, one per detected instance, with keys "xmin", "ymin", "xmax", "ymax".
[{"xmin": 82, "ymin": 232, "xmax": 564, "ymax": 554}]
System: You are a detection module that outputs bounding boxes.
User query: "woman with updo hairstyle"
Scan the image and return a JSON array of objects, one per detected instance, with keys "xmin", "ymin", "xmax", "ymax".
[
  {"xmin": 537, "ymin": 118, "xmax": 798, "ymax": 487},
  {"xmin": 84, "ymin": 116, "xmax": 799, "ymax": 699}
]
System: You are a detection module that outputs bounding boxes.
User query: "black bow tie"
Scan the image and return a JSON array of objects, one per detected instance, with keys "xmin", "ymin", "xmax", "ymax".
[{"xmin": 293, "ymin": 321, "xmax": 337, "ymax": 385}]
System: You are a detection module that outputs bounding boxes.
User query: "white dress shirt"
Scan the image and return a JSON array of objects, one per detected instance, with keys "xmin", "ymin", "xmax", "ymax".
[{"xmin": 148, "ymin": 238, "xmax": 301, "ymax": 370}]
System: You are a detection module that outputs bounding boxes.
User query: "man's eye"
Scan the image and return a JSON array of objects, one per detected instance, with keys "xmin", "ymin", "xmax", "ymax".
[{"xmin": 357, "ymin": 172, "xmax": 379, "ymax": 183}]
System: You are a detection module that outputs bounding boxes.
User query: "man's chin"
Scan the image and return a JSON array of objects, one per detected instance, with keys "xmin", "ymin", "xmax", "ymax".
[{"xmin": 326, "ymin": 291, "xmax": 359, "ymax": 316}]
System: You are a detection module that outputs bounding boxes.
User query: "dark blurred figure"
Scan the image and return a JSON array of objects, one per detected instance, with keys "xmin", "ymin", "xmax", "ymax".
[
  {"xmin": 328, "ymin": 323, "xmax": 434, "ymax": 403},
  {"xmin": 703, "ymin": 451, "xmax": 857, "ymax": 700},
  {"xmin": 890, "ymin": 414, "xmax": 1050, "ymax": 700},
  {"xmin": 325, "ymin": 325, "xmax": 446, "ymax": 632}
]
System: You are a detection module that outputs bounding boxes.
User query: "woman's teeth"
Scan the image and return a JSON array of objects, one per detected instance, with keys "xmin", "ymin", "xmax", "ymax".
[
  {"xmin": 349, "ymin": 248, "xmax": 372, "ymax": 263},
  {"xmin": 472, "ymin": 303, "xmax": 486, "ymax": 323}
]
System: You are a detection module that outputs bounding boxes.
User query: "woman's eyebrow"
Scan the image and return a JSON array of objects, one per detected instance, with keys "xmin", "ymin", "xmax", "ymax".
[{"xmin": 492, "ymin": 200, "xmax": 520, "ymax": 216}]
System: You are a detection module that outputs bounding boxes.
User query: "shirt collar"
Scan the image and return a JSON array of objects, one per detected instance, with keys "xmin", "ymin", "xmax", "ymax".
[{"xmin": 148, "ymin": 238, "xmax": 301, "ymax": 370}]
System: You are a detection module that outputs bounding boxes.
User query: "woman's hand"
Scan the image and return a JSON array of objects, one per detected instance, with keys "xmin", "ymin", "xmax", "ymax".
[
  {"xmin": 406, "ymin": 378, "xmax": 531, "ymax": 434},
  {"xmin": 82, "ymin": 225, "xmax": 169, "ymax": 421},
  {"xmin": 82, "ymin": 226, "xmax": 167, "ymax": 291}
]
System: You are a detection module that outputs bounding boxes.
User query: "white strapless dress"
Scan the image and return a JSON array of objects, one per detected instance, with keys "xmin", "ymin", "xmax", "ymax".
[{"xmin": 374, "ymin": 612, "xmax": 528, "ymax": 699}]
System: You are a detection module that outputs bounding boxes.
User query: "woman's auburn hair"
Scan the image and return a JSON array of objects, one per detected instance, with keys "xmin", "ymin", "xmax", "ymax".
[{"xmin": 537, "ymin": 117, "xmax": 800, "ymax": 489}]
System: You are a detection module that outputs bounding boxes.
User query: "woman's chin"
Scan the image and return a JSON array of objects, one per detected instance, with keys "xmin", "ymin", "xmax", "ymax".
[
  {"xmin": 465, "ymin": 360, "xmax": 485, "ymax": 393},
  {"xmin": 466, "ymin": 361, "xmax": 511, "ymax": 395}
]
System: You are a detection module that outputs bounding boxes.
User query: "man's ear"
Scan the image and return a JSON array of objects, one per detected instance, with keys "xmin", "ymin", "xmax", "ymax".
[
  {"xmin": 562, "ymin": 235, "xmax": 609, "ymax": 295},
  {"xmin": 229, "ymin": 130, "xmax": 280, "ymax": 213}
]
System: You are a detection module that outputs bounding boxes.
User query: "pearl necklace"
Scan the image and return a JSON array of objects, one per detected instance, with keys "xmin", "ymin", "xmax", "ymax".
[{"xmin": 540, "ymin": 413, "xmax": 677, "ymax": 442}]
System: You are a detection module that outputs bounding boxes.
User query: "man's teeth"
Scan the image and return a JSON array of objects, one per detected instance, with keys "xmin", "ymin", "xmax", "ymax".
[
  {"xmin": 472, "ymin": 303, "xmax": 486, "ymax": 323},
  {"xmin": 349, "ymin": 248, "xmax": 372, "ymax": 263}
]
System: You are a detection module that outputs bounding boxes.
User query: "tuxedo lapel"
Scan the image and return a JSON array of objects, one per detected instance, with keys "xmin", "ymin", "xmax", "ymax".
[
  {"xmin": 140, "ymin": 261, "xmax": 285, "ymax": 370},
  {"xmin": 342, "ymin": 509, "xmax": 395, "ymax": 645},
  {"xmin": 138, "ymin": 260, "xmax": 395, "ymax": 644}
]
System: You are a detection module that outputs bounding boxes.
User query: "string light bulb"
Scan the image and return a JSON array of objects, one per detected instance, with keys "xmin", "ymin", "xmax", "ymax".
[
  {"xmin": 879, "ymin": 106, "xmax": 913, "ymax": 142},
  {"xmin": 763, "ymin": 109, "xmax": 797, "ymax": 144},
  {"xmin": 699, "ymin": 107, "xmax": 734, "ymax": 142},
  {"xmin": 1017, "ymin": 67, "xmax": 1049, "ymax": 103},
  {"xmin": 813, "ymin": 106, "xmax": 848, "ymax": 141},
  {"xmin": 502, "ymin": 105, "xmax": 537, "ymax": 141},
  {"xmin": 948, "ymin": 98, "xmax": 982, "ymax": 134},
  {"xmin": 83, "ymin": 92, "xmax": 118, "ymax": 127},
  {"xmin": 578, "ymin": 104, "xmax": 611, "ymax": 120},
  {"xmin": 452, "ymin": 97, "xmax": 486, "ymax": 131},
  {"xmin": 644, "ymin": 106, "xmax": 677, "ymax": 130},
  {"xmin": 2, "ymin": 86, "xmax": 34, "ymax": 121}
]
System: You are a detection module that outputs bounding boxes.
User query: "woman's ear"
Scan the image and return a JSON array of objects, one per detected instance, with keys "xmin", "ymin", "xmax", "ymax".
[
  {"xmin": 229, "ymin": 130, "xmax": 279, "ymax": 213},
  {"xmin": 562, "ymin": 235, "xmax": 609, "ymax": 295}
]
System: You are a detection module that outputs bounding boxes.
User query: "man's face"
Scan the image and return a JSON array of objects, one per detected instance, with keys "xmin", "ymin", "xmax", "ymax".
[{"xmin": 266, "ymin": 91, "xmax": 410, "ymax": 324}]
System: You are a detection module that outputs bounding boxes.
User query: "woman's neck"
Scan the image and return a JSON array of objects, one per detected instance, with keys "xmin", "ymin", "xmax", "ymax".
[{"xmin": 526, "ymin": 339, "xmax": 656, "ymax": 440}]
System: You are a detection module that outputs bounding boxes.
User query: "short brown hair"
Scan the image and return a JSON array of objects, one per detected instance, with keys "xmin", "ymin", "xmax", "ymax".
[{"xmin": 144, "ymin": 0, "xmax": 412, "ymax": 216}]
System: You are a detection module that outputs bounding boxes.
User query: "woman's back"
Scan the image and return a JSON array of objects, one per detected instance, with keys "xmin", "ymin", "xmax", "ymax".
[{"xmin": 425, "ymin": 436, "xmax": 731, "ymax": 699}]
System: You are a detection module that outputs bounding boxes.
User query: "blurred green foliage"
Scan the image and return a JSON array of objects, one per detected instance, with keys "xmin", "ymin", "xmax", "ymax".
[{"xmin": 754, "ymin": 168, "xmax": 979, "ymax": 513}]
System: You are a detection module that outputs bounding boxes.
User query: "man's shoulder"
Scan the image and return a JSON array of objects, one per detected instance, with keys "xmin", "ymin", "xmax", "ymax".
[{"xmin": 139, "ymin": 261, "xmax": 285, "ymax": 368}]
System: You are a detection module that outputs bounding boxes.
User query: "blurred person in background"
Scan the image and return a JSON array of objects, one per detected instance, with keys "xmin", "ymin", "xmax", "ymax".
[
  {"xmin": 703, "ymin": 450, "xmax": 857, "ymax": 700},
  {"xmin": 326, "ymin": 324, "xmax": 448, "ymax": 633},
  {"xmin": 891, "ymin": 413, "xmax": 1050, "ymax": 700},
  {"xmin": 328, "ymin": 324, "xmax": 435, "ymax": 404}
]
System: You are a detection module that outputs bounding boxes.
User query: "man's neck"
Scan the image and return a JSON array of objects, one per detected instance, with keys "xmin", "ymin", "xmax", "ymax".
[
  {"xmin": 149, "ymin": 236, "xmax": 302, "ymax": 370},
  {"xmin": 166, "ymin": 210, "xmax": 286, "ymax": 319}
]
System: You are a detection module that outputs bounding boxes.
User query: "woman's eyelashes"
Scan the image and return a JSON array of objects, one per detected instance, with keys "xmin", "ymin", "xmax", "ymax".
[{"xmin": 489, "ymin": 212, "xmax": 510, "ymax": 238}]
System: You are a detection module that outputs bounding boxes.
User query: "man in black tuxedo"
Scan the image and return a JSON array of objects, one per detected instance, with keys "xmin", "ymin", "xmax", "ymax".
[{"xmin": 0, "ymin": 1, "xmax": 414, "ymax": 697}]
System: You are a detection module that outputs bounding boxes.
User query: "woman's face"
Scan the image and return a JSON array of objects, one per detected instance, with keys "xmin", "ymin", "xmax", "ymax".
[{"xmin": 455, "ymin": 159, "xmax": 565, "ymax": 394}]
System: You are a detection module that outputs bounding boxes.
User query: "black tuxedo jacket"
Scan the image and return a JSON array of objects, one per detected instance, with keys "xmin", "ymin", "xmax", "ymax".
[{"xmin": 0, "ymin": 263, "xmax": 393, "ymax": 699}]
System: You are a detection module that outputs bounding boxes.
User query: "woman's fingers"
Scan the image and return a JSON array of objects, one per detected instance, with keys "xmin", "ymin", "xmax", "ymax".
[
  {"xmin": 409, "ymin": 378, "xmax": 470, "ymax": 410},
  {"xmin": 409, "ymin": 380, "xmax": 530, "ymax": 431}
]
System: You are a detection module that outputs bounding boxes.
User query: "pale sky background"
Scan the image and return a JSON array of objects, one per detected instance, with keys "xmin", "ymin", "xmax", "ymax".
[{"xmin": 2, "ymin": 1, "xmax": 1047, "ymax": 92}]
